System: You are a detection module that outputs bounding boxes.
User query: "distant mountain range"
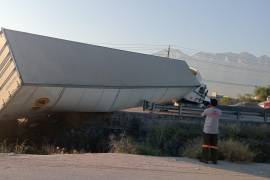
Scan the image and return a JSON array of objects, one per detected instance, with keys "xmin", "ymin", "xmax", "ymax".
[{"xmin": 155, "ymin": 49, "xmax": 270, "ymax": 97}]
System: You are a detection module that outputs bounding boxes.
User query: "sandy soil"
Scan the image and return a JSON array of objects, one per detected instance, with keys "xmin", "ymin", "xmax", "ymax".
[{"xmin": 0, "ymin": 153, "xmax": 269, "ymax": 180}]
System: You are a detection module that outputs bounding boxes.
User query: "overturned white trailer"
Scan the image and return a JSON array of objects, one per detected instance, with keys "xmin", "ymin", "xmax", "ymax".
[{"xmin": 0, "ymin": 28, "xmax": 200, "ymax": 120}]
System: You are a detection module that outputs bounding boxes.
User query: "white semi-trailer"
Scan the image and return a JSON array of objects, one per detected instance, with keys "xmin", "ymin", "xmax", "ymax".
[{"xmin": 0, "ymin": 28, "xmax": 201, "ymax": 120}]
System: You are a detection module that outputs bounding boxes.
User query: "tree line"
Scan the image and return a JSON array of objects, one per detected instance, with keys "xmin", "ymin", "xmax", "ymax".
[{"xmin": 219, "ymin": 86, "xmax": 270, "ymax": 105}]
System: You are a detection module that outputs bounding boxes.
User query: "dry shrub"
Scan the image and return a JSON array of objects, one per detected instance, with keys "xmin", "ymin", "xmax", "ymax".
[
  {"xmin": 109, "ymin": 135, "xmax": 137, "ymax": 154},
  {"xmin": 136, "ymin": 144, "xmax": 161, "ymax": 156},
  {"xmin": 41, "ymin": 143, "xmax": 61, "ymax": 155},
  {"xmin": 0, "ymin": 139, "xmax": 28, "ymax": 154},
  {"xmin": 219, "ymin": 139, "xmax": 255, "ymax": 162},
  {"xmin": 0, "ymin": 140, "xmax": 12, "ymax": 153},
  {"xmin": 146, "ymin": 123, "xmax": 201, "ymax": 156},
  {"xmin": 182, "ymin": 138, "xmax": 202, "ymax": 159},
  {"xmin": 14, "ymin": 139, "xmax": 27, "ymax": 154},
  {"xmin": 183, "ymin": 138, "xmax": 256, "ymax": 162}
]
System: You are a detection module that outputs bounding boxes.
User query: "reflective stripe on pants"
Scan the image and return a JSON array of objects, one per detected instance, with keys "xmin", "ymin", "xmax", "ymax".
[{"xmin": 202, "ymin": 144, "xmax": 218, "ymax": 149}]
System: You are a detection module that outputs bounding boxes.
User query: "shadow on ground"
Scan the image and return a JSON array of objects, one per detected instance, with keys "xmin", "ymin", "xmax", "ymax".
[{"xmin": 175, "ymin": 157, "xmax": 270, "ymax": 179}]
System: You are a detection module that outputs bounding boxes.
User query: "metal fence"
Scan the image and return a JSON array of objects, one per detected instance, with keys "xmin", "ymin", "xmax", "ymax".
[{"xmin": 143, "ymin": 101, "xmax": 270, "ymax": 123}]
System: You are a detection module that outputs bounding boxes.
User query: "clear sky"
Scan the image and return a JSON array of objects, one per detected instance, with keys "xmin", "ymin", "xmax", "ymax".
[{"xmin": 0, "ymin": 0, "xmax": 269, "ymax": 56}]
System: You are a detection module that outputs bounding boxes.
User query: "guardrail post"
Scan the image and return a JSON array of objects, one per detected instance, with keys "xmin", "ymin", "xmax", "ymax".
[
  {"xmin": 236, "ymin": 110, "xmax": 240, "ymax": 121},
  {"xmin": 143, "ymin": 100, "xmax": 146, "ymax": 111},
  {"xmin": 179, "ymin": 103, "xmax": 182, "ymax": 117},
  {"xmin": 264, "ymin": 111, "xmax": 267, "ymax": 123}
]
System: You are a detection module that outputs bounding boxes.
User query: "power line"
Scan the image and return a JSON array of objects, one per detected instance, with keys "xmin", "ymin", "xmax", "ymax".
[
  {"xmin": 186, "ymin": 56, "xmax": 270, "ymax": 74},
  {"xmin": 203, "ymin": 79, "xmax": 258, "ymax": 88},
  {"xmin": 94, "ymin": 42, "xmax": 269, "ymax": 88},
  {"xmin": 159, "ymin": 45, "xmax": 270, "ymax": 74},
  {"xmin": 93, "ymin": 42, "xmax": 169, "ymax": 47},
  {"xmin": 94, "ymin": 42, "xmax": 270, "ymax": 74},
  {"xmin": 94, "ymin": 42, "xmax": 270, "ymax": 56}
]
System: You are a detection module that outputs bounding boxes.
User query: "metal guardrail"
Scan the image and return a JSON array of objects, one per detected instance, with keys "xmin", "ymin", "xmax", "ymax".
[{"xmin": 143, "ymin": 101, "xmax": 270, "ymax": 123}]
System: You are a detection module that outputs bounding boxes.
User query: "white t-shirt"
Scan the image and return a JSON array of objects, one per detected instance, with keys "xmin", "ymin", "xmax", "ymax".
[{"xmin": 202, "ymin": 107, "xmax": 222, "ymax": 134}]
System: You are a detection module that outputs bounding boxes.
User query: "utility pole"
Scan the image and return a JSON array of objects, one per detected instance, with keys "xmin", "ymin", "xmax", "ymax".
[{"xmin": 167, "ymin": 44, "xmax": 171, "ymax": 58}]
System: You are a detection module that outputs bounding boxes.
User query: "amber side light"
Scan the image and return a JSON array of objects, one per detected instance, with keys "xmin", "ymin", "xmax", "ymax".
[{"xmin": 32, "ymin": 97, "xmax": 50, "ymax": 110}]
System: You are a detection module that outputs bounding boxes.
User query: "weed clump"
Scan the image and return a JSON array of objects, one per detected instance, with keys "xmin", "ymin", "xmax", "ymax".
[
  {"xmin": 182, "ymin": 138, "xmax": 202, "ymax": 159},
  {"xmin": 183, "ymin": 138, "xmax": 256, "ymax": 162},
  {"xmin": 109, "ymin": 135, "xmax": 137, "ymax": 154},
  {"xmin": 219, "ymin": 139, "xmax": 255, "ymax": 162}
]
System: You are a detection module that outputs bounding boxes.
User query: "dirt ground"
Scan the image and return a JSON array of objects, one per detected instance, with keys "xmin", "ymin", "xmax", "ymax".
[{"xmin": 0, "ymin": 153, "xmax": 269, "ymax": 180}]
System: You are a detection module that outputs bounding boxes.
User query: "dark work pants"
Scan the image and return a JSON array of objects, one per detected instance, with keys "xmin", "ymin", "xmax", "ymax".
[{"xmin": 202, "ymin": 133, "xmax": 218, "ymax": 162}]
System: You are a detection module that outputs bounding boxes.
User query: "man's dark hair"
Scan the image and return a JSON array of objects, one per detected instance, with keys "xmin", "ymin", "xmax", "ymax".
[{"xmin": 210, "ymin": 98, "xmax": 218, "ymax": 106}]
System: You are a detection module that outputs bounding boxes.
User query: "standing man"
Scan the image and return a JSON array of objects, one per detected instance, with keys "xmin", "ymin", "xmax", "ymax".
[{"xmin": 200, "ymin": 98, "xmax": 222, "ymax": 164}]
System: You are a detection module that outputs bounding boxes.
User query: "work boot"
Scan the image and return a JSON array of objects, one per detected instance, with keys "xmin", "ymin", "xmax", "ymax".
[{"xmin": 211, "ymin": 149, "xmax": 218, "ymax": 164}]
